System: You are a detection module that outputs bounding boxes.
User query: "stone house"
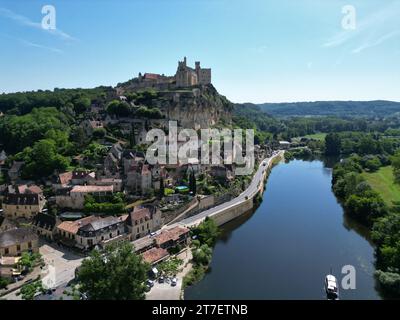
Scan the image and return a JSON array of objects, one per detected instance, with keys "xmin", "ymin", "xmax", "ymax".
[
  {"xmin": 31, "ymin": 213, "xmax": 59, "ymax": 240},
  {"xmin": 2, "ymin": 192, "xmax": 46, "ymax": 220},
  {"xmin": 81, "ymin": 119, "xmax": 104, "ymax": 136},
  {"xmin": 90, "ymin": 178, "xmax": 123, "ymax": 192},
  {"xmin": 56, "ymin": 215, "xmax": 127, "ymax": 250},
  {"xmin": 154, "ymin": 226, "xmax": 190, "ymax": 250},
  {"xmin": 142, "ymin": 247, "xmax": 169, "ymax": 265},
  {"xmin": 210, "ymin": 165, "xmax": 235, "ymax": 181},
  {"xmin": 71, "ymin": 170, "xmax": 96, "ymax": 185},
  {"xmin": 52, "ymin": 171, "xmax": 73, "ymax": 191},
  {"xmin": 8, "ymin": 161, "xmax": 24, "ymax": 181},
  {"xmin": 126, "ymin": 163, "xmax": 152, "ymax": 194},
  {"xmin": 55, "ymin": 185, "xmax": 114, "ymax": 209},
  {"xmin": 104, "ymin": 152, "xmax": 120, "ymax": 176},
  {"xmin": 0, "ymin": 228, "xmax": 39, "ymax": 256},
  {"xmin": 126, "ymin": 205, "xmax": 162, "ymax": 240}
]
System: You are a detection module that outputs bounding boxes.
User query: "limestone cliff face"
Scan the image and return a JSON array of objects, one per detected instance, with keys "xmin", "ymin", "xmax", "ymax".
[
  {"xmin": 156, "ymin": 85, "xmax": 233, "ymax": 130},
  {"xmin": 119, "ymin": 83, "xmax": 233, "ymax": 130}
]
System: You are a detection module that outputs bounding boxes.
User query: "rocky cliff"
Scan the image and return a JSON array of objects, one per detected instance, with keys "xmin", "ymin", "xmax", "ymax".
[{"xmin": 119, "ymin": 84, "xmax": 233, "ymax": 130}]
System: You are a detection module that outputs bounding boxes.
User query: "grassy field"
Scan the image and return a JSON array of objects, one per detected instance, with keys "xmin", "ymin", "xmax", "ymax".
[
  {"xmin": 362, "ymin": 166, "xmax": 400, "ymax": 206},
  {"xmin": 302, "ymin": 133, "xmax": 327, "ymax": 141}
]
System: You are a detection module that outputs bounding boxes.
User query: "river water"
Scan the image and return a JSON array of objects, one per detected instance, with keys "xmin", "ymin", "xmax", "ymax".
[{"xmin": 185, "ymin": 158, "xmax": 382, "ymax": 299}]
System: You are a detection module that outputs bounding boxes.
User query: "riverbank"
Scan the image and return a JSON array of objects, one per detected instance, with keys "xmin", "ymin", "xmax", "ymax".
[
  {"xmin": 179, "ymin": 153, "xmax": 285, "ymax": 298},
  {"xmin": 146, "ymin": 248, "xmax": 193, "ymax": 300},
  {"xmin": 185, "ymin": 158, "xmax": 381, "ymax": 299}
]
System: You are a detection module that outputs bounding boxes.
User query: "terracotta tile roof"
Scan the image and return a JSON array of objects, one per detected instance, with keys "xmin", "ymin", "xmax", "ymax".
[
  {"xmin": 155, "ymin": 226, "xmax": 189, "ymax": 246},
  {"xmin": 17, "ymin": 185, "xmax": 28, "ymax": 194},
  {"xmin": 27, "ymin": 185, "xmax": 43, "ymax": 194},
  {"xmin": 89, "ymin": 120, "xmax": 104, "ymax": 129},
  {"xmin": 119, "ymin": 214, "xmax": 129, "ymax": 222},
  {"xmin": 144, "ymin": 73, "xmax": 160, "ymax": 80},
  {"xmin": 142, "ymin": 247, "xmax": 169, "ymax": 264},
  {"xmin": 59, "ymin": 172, "xmax": 73, "ymax": 185},
  {"xmin": 131, "ymin": 207, "xmax": 151, "ymax": 221},
  {"xmin": 70, "ymin": 185, "xmax": 113, "ymax": 193},
  {"xmin": 57, "ymin": 216, "xmax": 99, "ymax": 235}
]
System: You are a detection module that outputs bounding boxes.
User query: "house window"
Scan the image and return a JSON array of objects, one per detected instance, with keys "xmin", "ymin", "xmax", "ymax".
[
  {"xmin": 28, "ymin": 242, "xmax": 32, "ymax": 249},
  {"xmin": 109, "ymin": 233, "xmax": 112, "ymax": 238},
  {"xmin": 17, "ymin": 245, "xmax": 21, "ymax": 251},
  {"xmin": 5, "ymin": 248, "xmax": 9, "ymax": 255},
  {"xmin": 142, "ymin": 226, "xmax": 144, "ymax": 231}
]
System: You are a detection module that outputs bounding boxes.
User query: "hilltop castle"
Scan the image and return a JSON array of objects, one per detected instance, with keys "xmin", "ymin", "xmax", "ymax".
[
  {"xmin": 175, "ymin": 57, "xmax": 211, "ymax": 87},
  {"xmin": 119, "ymin": 57, "xmax": 212, "ymax": 92}
]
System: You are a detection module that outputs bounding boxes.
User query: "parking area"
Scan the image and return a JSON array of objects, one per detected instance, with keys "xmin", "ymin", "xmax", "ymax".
[
  {"xmin": 146, "ymin": 277, "xmax": 182, "ymax": 300},
  {"xmin": 39, "ymin": 242, "xmax": 84, "ymax": 287},
  {"xmin": 146, "ymin": 249, "xmax": 192, "ymax": 300}
]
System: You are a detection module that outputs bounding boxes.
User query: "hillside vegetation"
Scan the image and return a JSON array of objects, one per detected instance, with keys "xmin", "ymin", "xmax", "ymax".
[{"xmin": 254, "ymin": 100, "xmax": 400, "ymax": 118}]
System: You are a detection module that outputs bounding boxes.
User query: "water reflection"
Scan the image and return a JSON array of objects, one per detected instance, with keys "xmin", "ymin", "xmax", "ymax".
[{"xmin": 185, "ymin": 158, "xmax": 382, "ymax": 300}]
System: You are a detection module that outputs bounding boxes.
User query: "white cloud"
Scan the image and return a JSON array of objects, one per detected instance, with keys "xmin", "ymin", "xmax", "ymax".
[
  {"xmin": 352, "ymin": 29, "xmax": 400, "ymax": 54},
  {"xmin": 0, "ymin": 7, "xmax": 76, "ymax": 41},
  {"xmin": 323, "ymin": 3, "xmax": 400, "ymax": 53},
  {"xmin": 19, "ymin": 39, "xmax": 63, "ymax": 54}
]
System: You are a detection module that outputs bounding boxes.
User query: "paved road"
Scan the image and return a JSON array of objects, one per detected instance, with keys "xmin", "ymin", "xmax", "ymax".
[
  {"xmin": 39, "ymin": 243, "xmax": 84, "ymax": 287},
  {"xmin": 179, "ymin": 151, "xmax": 284, "ymax": 227},
  {"xmin": 3, "ymin": 151, "xmax": 282, "ymax": 300},
  {"xmin": 146, "ymin": 249, "xmax": 192, "ymax": 300}
]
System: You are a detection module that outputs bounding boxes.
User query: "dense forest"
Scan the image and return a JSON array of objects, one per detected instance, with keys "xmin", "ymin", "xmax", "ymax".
[{"xmin": 251, "ymin": 100, "xmax": 400, "ymax": 118}]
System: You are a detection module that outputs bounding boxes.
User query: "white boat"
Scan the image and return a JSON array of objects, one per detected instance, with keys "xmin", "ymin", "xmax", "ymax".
[{"xmin": 324, "ymin": 274, "xmax": 339, "ymax": 300}]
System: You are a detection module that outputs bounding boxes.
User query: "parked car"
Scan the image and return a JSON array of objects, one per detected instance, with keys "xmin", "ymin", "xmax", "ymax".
[
  {"xmin": 159, "ymin": 276, "xmax": 164, "ymax": 283},
  {"xmin": 171, "ymin": 277, "xmax": 177, "ymax": 286},
  {"xmin": 147, "ymin": 279, "xmax": 154, "ymax": 287}
]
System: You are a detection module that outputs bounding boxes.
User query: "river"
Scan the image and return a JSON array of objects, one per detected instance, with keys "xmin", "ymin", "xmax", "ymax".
[{"xmin": 185, "ymin": 158, "xmax": 382, "ymax": 300}]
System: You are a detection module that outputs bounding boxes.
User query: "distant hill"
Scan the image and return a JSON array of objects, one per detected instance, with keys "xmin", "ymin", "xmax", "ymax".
[{"xmin": 252, "ymin": 100, "xmax": 400, "ymax": 118}]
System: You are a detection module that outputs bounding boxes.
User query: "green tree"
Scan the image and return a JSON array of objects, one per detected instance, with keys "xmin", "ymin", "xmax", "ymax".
[
  {"xmin": 20, "ymin": 139, "xmax": 70, "ymax": 178},
  {"xmin": 20, "ymin": 281, "xmax": 44, "ymax": 300},
  {"xmin": 73, "ymin": 97, "xmax": 91, "ymax": 114},
  {"xmin": 106, "ymin": 100, "xmax": 132, "ymax": 117},
  {"xmin": 193, "ymin": 217, "xmax": 220, "ymax": 247},
  {"xmin": 192, "ymin": 244, "xmax": 213, "ymax": 265},
  {"xmin": 77, "ymin": 242, "xmax": 150, "ymax": 300},
  {"xmin": 324, "ymin": 133, "xmax": 341, "ymax": 156},
  {"xmin": 364, "ymin": 157, "xmax": 381, "ymax": 172},
  {"xmin": 391, "ymin": 151, "xmax": 400, "ymax": 183},
  {"xmin": 189, "ymin": 170, "xmax": 197, "ymax": 195},
  {"xmin": 158, "ymin": 177, "xmax": 165, "ymax": 199}
]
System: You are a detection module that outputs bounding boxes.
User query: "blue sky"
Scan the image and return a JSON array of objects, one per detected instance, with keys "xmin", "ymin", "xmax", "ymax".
[{"xmin": 0, "ymin": 0, "xmax": 399, "ymax": 103}]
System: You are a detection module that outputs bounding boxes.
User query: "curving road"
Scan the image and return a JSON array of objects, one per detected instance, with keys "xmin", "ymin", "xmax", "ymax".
[{"xmin": 179, "ymin": 150, "xmax": 284, "ymax": 227}]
